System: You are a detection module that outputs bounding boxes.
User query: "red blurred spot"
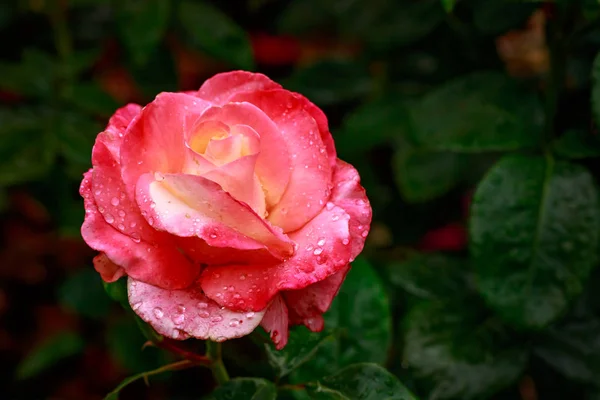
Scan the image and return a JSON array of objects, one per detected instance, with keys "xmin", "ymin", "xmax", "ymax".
[
  {"xmin": 418, "ymin": 223, "xmax": 467, "ymax": 252},
  {"xmin": 251, "ymin": 33, "xmax": 301, "ymax": 66}
]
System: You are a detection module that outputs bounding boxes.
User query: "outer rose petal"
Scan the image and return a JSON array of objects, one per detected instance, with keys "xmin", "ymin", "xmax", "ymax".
[
  {"xmin": 298, "ymin": 97, "xmax": 337, "ymax": 171},
  {"xmin": 136, "ymin": 172, "xmax": 294, "ymax": 259},
  {"xmin": 260, "ymin": 295, "xmax": 289, "ymax": 350},
  {"xmin": 128, "ymin": 278, "xmax": 265, "ymax": 341},
  {"xmin": 200, "ymin": 204, "xmax": 352, "ymax": 311},
  {"xmin": 93, "ymin": 253, "xmax": 125, "ymax": 283},
  {"xmin": 121, "ymin": 92, "xmax": 211, "ymax": 199},
  {"xmin": 99, "ymin": 103, "xmax": 142, "ymax": 160},
  {"xmin": 329, "ymin": 160, "xmax": 372, "ymax": 259},
  {"xmin": 284, "ymin": 264, "xmax": 351, "ymax": 331},
  {"xmin": 231, "ymin": 89, "xmax": 331, "ymax": 232},
  {"xmin": 83, "ymin": 145, "xmax": 199, "ymax": 289},
  {"xmin": 196, "ymin": 71, "xmax": 282, "ymax": 105}
]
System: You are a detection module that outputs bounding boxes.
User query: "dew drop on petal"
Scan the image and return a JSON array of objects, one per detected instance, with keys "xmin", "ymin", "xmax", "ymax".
[
  {"xmin": 342, "ymin": 238, "xmax": 350, "ymax": 245},
  {"xmin": 211, "ymin": 315, "xmax": 223, "ymax": 323},
  {"xmin": 313, "ymin": 248, "xmax": 323, "ymax": 255},
  {"xmin": 197, "ymin": 302, "xmax": 208, "ymax": 309},
  {"xmin": 199, "ymin": 310, "xmax": 210, "ymax": 318},
  {"xmin": 153, "ymin": 307, "xmax": 164, "ymax": 319},
  {"xmin": 111, "ymin": 197, "xmax": 120, "ymax": 206},
  {"xmin": 239, "ymin": 273, "xmax": 246, "ymax": 281},
  {"xmin": 105, "ymin": 213, "xmax": 115, "ymax": 224},
  {"xmin": 317, "ymin": 238, "xmax": 326, "ymax": 246},
  {"xmin": 131, "ymin": 302, "xmax": 142, "ymax": 311},
  {"xmin": 131, "ymin": 233, "xmax": 141, "ymax": 243},
  {"xmin": 172, "ymin": 313, "xmax": 185, "ymax": 325},
  {"xmin": 245, "ymin": 312, "xmax": 255, "ymax": 319}
]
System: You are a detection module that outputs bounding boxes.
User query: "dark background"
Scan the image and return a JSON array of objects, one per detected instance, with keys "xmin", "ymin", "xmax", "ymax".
[{"xmin": 1, "ymin": 0, "xmax": 600, "ymax": 399}]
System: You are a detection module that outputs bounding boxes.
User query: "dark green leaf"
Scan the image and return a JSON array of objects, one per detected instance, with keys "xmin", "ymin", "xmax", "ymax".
[
  {"xmin": 206, "ymin": 378, "xmax": 276, "ymax": 400},
  {"xmin": 470, "ymin": 154, "xmax": 600, "ymax": 329},
  {"xmin": 0, "ymin": 49, "xmax": 55, "ymax": 98},
  {"xmin": 116, "ymin": 0, "xmax": 170, "ymax": 66},
  {"xmin": 106, "ymin": 316, "xmax": 170, "ymax": 373},
  {"xmin": 552, "ymin": 129, "xmax": 600, "ymax": 159},
  {"xmin": 392, "ymin": 146, "xmax": 466, "ymax": 203},
  {"xmin": 63, "ymin": 82, "xmax": 120, "ymax": 117},
  {"xmin": 292, "ymin": 258, "xmax": 392, "ymax": 382},
  {"xmin": 305, "ymin": 363, "xmax": 417, "ymax": 400},
  {"xmin": 335, "ymin": 96, "xmax": 411, "ymax": 157},
  {"xmin": 128, "ymin": 43, "xmax": 178, "ymax": 98},
  {"xmin": 592, "ymin": 52, "xmax": 600, "ymax": 127},
  {"xmin": 16, "ymin": 331, "xmax": 84, "ymax": 380},
  {"xmin": 410, "ymin": 72, "xmax": 543, "ymax": 152},
  {"xmin": 0, "ymin": 108, "xmax": 56, "ymax": 186},
  {"xmin": 385, "ymin": 253, "xmax": 467, "ymax": 300},
  {"xmin": 265, "ymin": 326, "xmax": 334, "ymax": 378},
  {"xmin": 441, "ymin": 0, "xmax": 457, "ymax": 12},
  {"xmin": 58, "ymin": 268, "xmax": 113, "ymax": 319},
  {"xmin": 283, "ymin": 59, "xmax": 372, "ymax": 106},
  {"xmin": 403, "ymin": 300, "xmax": 528, "ymax": 400},
  {"xmin": 276, "ymin": 0, "xmax": 330, "ymax": 35},
  {"xmin": 54, "ymin": 111, "xmax": 101, "ymax": 168},
  {"xmin": 472, "ymin": 0, "xmax": 537, "ymax": 35},
  {"xmin": 103, "ymin": 277, "xmax": 129, "ymax": 309},
  {"xmin": 178, "ymin": 1, "xmax": 254, "ymax": 70}
]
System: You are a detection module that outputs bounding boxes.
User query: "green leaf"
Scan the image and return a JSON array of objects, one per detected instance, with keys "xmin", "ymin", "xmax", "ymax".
[
  {"xmin": 265, "ymin": 326, "xmax": 334, "ymax": 378},
  {"xmin": 472, "ymin": 0, "xmax": 537, "ymax": 35},
  {"xmin": 0, "ymin": 49, "xmax": 55, "ymax": 98},
  {"xmin": 103, "ymin": 277, "xmax": 129, "ymax": 309},
  {"xmin": 178, "ymin": 1, "xmax": 254, "ymax": 70},
  {"xmin": 384, "ymin": 253, "xmax": 467, "ymax": 300},
  {"xmin": 58, "ymin": 268, "xmax": 113, "ymax": 319},
  {"xmin": 63, "ymin": 82, "xmax": 120, "ymax": 117},
  {"xmin": 402, "ymin": 300, "xmax": 528, "ymax": 400},
  {"xmin": 305, "ymin": 363, "xmax": 417, "ymax": 400},
  {"xmin": 335, "ymin": 96, "xmax": 411, "ymax": 157},
  {"xmin": 441, "ymin": 0, "xmax": 457, "ymax": 12},
  {"xmin": 16, "ymin": 331, "xmax": 85, "ymax": 380},
  {"xmin": 470, "ymin": 154, "xmax": 600, "ymax": 329},
  {"xmin": 392, "ymin": 146, "xmax": 466, "ymax": 203},
  {"xmin": 410, "ymin": 72, "xmax": 543, "ymax": 152},
  {"xmin": 282, "ymin": 59, "xmax": 372, "ymax": 106},
  {"xmin": 116, "ymin": 0, "xmax": 170, "ymax": 66},
  {"xmin": 276, "ymin": 0, "xmax": 330, "ymax": 35},
  {"xmin": 104, "ymin": 360, "xmax": 195, "ymax": 400},
  {"xmin": 106, "ymin": 316, "xmax": 170, "ymax": 373},
  {"xmin": 54, "ymin": 111, "xmax": 101, "ymax": 168},
  {"xmin": 592, "ymin": 52, "xmax": 600, "ymax": 127},
  {"xmin": 0, "ymin": 108, "xmax": 56, "ymax": 186},
  {"xmin": 552, "ymin": 129, "xmax": 600, "ymax": 159},
  {"xmin": 206, "ymin": 378, "xmax": 276, "ymax": 400},
  {"xmin": 128, "ymin": 43, "xmax": 178, "ymax": 98},
  {"xmin": 292, "ymin": 258, "xmax": 392, "ymax": 382}
]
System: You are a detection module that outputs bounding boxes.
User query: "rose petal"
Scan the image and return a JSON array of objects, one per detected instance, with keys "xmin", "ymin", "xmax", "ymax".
[
  {"xmin": 81, "ymin": 169, "xmax": 200, "ymax": 289},
  {"xmin": 121, "ymin": 92, "xmax": 211, "ymax": 199},
  {"xmin": 136, "ymin": 172, "xmax": 294, "ymax": 259},
  {"xmin": 231, "ymin": 89, "xmax": 331, "ymax": 232},
  {"xmin": 329, "ymin": 160, "xmax": 372, "ymax": 259},
  {"xmin": 260, "ymin": 295, "xmax": 289, "ymax": 350},
  {"xmin": 93, "ymin": 253, "xmax": 125, "ymax": 283},
  {"xmin": 200, "ymin": 204, "xmax": 352, "ymax": 311},
  {"xmin": 196, "ymin": 102, "xmax": 290, "ymax": 208},
  {"xmin": 298, "ymin": 97, "xmax": 337, "ymax": 171},
  {"xmin": 284, "ymin": 264, "xmax": 350, "ymax": 331},
  {"xmin": 128, "ymin": 278, "xmax": 265, "ymax": 341},
  {"xmin": 98, "ymin": 103, "xmax": 142, "ymax": 160},
  {"xmin": 196, "ymin": 71, "xmax": 281, "ymax": 105}
]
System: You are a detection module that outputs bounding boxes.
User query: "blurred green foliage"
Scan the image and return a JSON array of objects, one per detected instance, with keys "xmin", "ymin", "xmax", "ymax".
[{"xmin": 2, "ymin": 0, "xmax": 600, "ymax": 399}]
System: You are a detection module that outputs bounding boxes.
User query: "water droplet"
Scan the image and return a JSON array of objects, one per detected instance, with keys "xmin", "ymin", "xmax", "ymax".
[
  {"xmin": 214, "ymin": 273, "xmax": 221, "ymax": 278},
  {"xmin": 153, "ymin": 307, "xmax": 164, "ymax": 319},
  {"xmin": 215, "ymin": 336, "xmax": 226, "ymax": 342},
  {"xmin": 229, "ymin": 318, "xmax": 240, "ymax": 327},
  {"xmin": 245, "ymin": 312, "xmax": 255, "ymax": 319},
  {"xmin": 131, "ymin": 233, "xmax": 141, "ymax": 243},
  {"xmin": 209, "ymin": 233, "xmax": 218, "ymax": 239},
  {"xmin": 94, "ymin": 189, "xmax": 101, "ymax": 196},
  {"xmin": 317, "ymin": 238, "xmax": 326, "ymax": 246},
  {"xmin": 172, "ymin": 313, "xmax": 185, "ymax": 325},
  {"xmin": 239, "ymin": 274, "xmax": 246, "ymax": 281},
  {"xmin": 313, "ymin": 248, "xmax": 323, "ymax": 255},
  {"xmin": 111, "ymin": 197, "xmax": 120, "ymax": 206},
  {"xmin": 117, "ymin": 223, "xmax": 125, "ymax": 231},
  {"xmin": 361, "ymin": 230, "xmax": 368, "ymax": 238},
  {"xmin": 148, "ymin": 217, "xmax": 154, "ymax": 226},
  {"xmin": 326, "ymin": 202, "xmax": 335, "ymax": 211},
  {"xmin": 197, "ymin": 302, "xmax": 208, "ymax": 309},
  {"xmin": 331, "ymin": 214, "xmax": 340, "ymax": 221},
  {"xmin": 342, "ymin": 238, "xmax": 350, "ymax": 245},
  {"xmin": 132, "ymin": 302, "xmax": 142, "ymax": 311},
  {"xmin": 176, "ymin": 304, "xmax": 186, "ymax": 313},
  {"xmin": 199, "ymin": 310, "xmax": 210, "ymax": 318},
  {"xmin": 211, "ymin": 315, "xmax": 223, "ymax": 323},
  {"xmin": 118, "ymin": 210, "xmax": 126, "ymax": 217},
  {"xmin": 105, "ymin": 213, "xmax": 115, "ymax": 224},
  {"xmin": 98, "ymin": 206, "xmax": 105, "ymax": 213},
  {"xmin": 150, "ymin": 202, "xmax": 156, "ymax": 209}
]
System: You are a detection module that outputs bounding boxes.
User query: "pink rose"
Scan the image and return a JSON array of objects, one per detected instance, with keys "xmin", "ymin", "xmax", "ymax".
[{"xmin": 80, "ymin": 71, "xmax": 371, "ymax": 349}]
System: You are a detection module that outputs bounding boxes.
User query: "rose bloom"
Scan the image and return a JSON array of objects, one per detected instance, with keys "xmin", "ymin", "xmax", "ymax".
[{"xmin": 80, "ymin": 71, "xmax": 371, "ymax": 349}]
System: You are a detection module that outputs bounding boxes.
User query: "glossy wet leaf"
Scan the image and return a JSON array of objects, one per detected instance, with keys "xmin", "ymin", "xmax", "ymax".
[
  {"xmin": 58, "ymin": 268, "xmax": 113, "ymax": 319},
  {"xmin": 178, "ymin": 0, "xmax": 254, "ymax": 70},
  {"xmin": 264, "ymin": 325, "xmax": 335, "ymax": 378},
  {"xmin": 206, "ymin": 378, "xmax": 276, "ymax": 400},
  {"xmin": 470, "ymin": 154, "xmax": 600, "ymax": 329},
  {"xmin": 305, "ymin": 363, "xmax": 417, "ymax": 400},
  {"xmin": 292, "ymin": 258, "xmax": 392, "ymax": 382},
  {"xmin": 403, "ymin": 300, "xmax": 528, "ymax": 400},
  {"xmin": 283, "ymin": 59, "xmax": 372, "ymax": 106},
  {"xmin": 410, "ymin": 72, "xmax": 543, "ymax": 152},
  {"xmin": 16, "ymin": 331, "xmax": 85, "ymax": 380},
  {"xmin": 116, "ymin": 0, "xmax": 170, "ymax": 66},
  {"xmin": 385, "ymin": 253, "xmax": 467, "ymax": 300}
]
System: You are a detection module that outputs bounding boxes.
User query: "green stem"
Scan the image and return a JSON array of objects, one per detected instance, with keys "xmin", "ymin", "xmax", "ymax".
[{"xmin": 206, "ymin": 341, "xmax": 230, "ymax": 384}]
